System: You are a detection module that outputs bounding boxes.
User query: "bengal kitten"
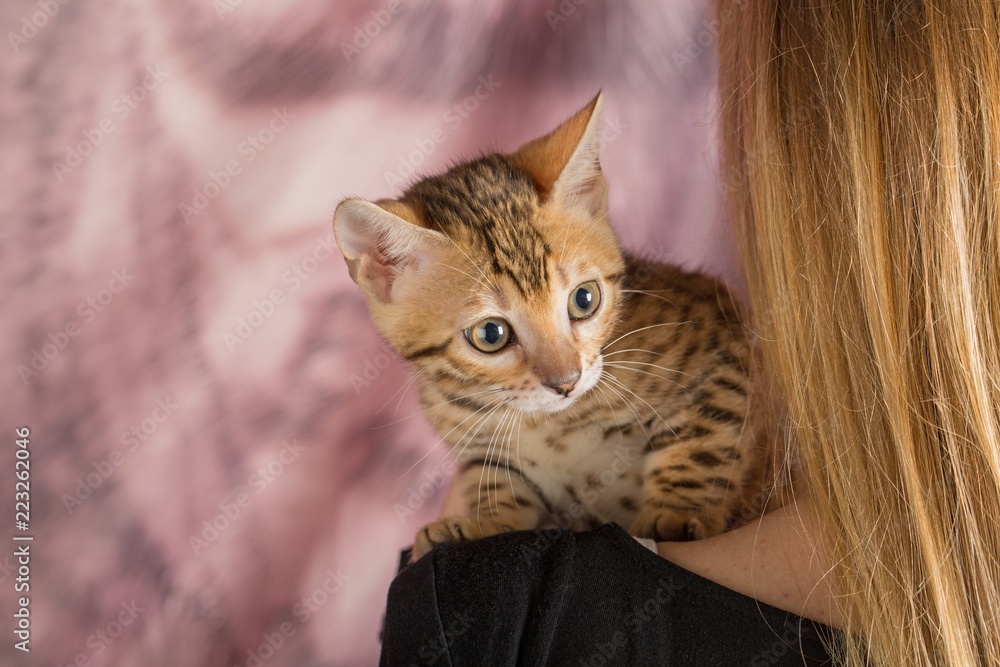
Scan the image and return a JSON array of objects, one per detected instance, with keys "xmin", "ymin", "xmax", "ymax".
[{"xmin": 333, "ymin": 94, "xmax": 767, "ymax": 559}]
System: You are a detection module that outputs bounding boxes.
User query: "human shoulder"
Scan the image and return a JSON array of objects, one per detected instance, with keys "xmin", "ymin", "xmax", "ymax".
[{"xmin": 656, "ymin": 495, "xmax": 843, "ymax": 628}]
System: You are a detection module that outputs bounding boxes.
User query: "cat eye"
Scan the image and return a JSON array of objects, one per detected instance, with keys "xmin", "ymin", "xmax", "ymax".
[
  {"xmin": 568, "ymin": 281, "xmax": 601, "ymax": 320},
  {"xmin": 466, "ymin": 318, "xmax": 513, "ymax": 353}
]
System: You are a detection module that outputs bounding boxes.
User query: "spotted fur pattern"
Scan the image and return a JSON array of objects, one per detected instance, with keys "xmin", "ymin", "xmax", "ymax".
[
  {"xmin": 411, "ymin": 256, "xmax": 764, "ymax": 556},
  {"xmin": 334, "ymin": 97, "xmax": 769, "ymax": 559}
]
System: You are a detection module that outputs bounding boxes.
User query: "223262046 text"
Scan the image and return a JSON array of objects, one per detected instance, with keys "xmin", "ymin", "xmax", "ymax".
[{"xmin": 13, "ymin": 426, "xmax": 33, "ymax": 653}]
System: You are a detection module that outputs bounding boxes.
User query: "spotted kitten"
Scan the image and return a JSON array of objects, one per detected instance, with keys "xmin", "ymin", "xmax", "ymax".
[{"xmin": 334, "ymin": 94, "xmax": 769, "ymax": 559}]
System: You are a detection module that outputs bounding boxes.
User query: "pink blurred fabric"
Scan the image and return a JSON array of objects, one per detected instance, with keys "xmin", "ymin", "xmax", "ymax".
[{"xmin": 1, "ymin": 0, "xmax": 737, "ymax": 664}]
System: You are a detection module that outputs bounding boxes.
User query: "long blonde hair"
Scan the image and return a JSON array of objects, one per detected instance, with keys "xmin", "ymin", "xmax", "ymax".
[{"xmin": 717, "ymin": 1, "xmax": 1000, "ymax": 664}]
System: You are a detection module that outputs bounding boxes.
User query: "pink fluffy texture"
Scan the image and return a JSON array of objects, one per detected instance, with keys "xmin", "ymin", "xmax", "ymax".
[{"xmin": 0, "ymin": 0, "xmax": 736, "ymax": 664}]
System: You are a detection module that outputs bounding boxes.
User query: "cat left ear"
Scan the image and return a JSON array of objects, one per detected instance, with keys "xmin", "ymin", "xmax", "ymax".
[
  {"xmin": 333, "ymin": 198, "xmax": 448, "ymax": 304},
  {"xmin": 511, "ymin": 92, "xmax": 607, "ymax": 218}
]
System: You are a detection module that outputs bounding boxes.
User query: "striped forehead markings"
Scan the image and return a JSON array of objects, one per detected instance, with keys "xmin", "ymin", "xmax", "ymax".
[{"xmin": 406, "ymin": 154, "xmax": 551, "ymax": 296}]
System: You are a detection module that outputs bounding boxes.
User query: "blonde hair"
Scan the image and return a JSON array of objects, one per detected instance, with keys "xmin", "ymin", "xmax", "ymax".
[{"xmin": 717, "ymin": 1, "xmax": 1000, "ymax": 665}]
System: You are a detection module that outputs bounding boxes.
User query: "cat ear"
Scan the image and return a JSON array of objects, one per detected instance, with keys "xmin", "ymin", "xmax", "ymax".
[
  {"xmin": 511, "ymin": 92, "xmax": 607, "ymax": 218},
  {"xmin": 333, "ymin": 198, "xmax": 448, "ymax": 304}
]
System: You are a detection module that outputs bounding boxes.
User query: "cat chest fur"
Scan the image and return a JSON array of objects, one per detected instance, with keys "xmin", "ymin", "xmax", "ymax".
[
  {"xmin": 410, "ymin": 256, "xmax": 758, "ymax": 543},
  {"xmin": 423, "ymin": 389, "xmax": 657, "ymax": 530},
  {"xmin": 410, "ymin": 253, "xmax": 753, "ymax": 530}
]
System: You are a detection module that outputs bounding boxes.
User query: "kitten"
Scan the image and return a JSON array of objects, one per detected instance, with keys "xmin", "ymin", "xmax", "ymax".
[{"xmin": 333, "ymin": 94, "xmax": 767, "ymax": 559}]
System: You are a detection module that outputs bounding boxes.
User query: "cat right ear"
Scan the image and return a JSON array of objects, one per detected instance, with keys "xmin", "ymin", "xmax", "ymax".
[
  {"xmin": 511, "ymin": 92, "xmax": 607, "ymax": 218},
  {"xmin": 333, "ymin": 199, "xmax": 448, "ymax": 304}
]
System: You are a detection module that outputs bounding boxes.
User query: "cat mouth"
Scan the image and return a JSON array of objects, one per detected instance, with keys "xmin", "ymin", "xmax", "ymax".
[
  {"xmin": 528, "ymin": 394, "xmax": 582, "ymax": 414},
  {"xmin": 514, "ymin": 359, "xmax": 602, "ymax": 414}
]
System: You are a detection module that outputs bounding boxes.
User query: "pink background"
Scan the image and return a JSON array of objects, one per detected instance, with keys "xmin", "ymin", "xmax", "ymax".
[{"xmin": 1, "ymin": 0, "xmax": 737, "ymax": 664}]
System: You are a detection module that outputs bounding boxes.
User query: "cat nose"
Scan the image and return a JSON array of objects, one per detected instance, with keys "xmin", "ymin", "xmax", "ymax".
[{"xmin": 544, "ymin": 371, "xmax": 581, "ymax": 397}]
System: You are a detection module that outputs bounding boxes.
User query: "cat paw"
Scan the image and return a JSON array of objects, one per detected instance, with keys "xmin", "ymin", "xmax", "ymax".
[
  {"xmin": 412, "ymin": 516, "xmax": 515, "ymax": 561},
  {"xmin": 628, "ymin": 508, "xmax": 716, "ymax": 542}
]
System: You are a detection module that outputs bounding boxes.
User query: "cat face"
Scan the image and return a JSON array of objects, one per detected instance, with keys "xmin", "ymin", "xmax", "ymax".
[
  {"xmin": 416, "ymin": 193, "xmax": 624, "ymax": 414},
  {"xmin": 335, "ymin": 93, "xmax": 624, "ymax": 414}
]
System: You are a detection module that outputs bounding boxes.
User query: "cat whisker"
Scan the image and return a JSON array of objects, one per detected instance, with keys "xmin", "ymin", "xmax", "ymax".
[
  {"xmin": 560, "ymin": 185, "xmax": 636, "ymax": 266},
  {"xmin": 562, "ymin": 206, "xmax": 639, "ymax": 281},
  {"xmin": 448, "ymin": 397, "xmax": 511, "ymax": 465},
  {"xmin": 559, "ymin": 219, "xmax": 573, "ymax": 261},
  {"xmin": 449, "ymin": 400, "xmax": 513, "ymax": 523},
  {"xmin": 602, "ymin": 361, "xmax": 670, "ymax": 377},
  {"xmin": 597, "ymin": 374, "xmax": 651, "ymax": 441},
  {"xmin": 562, "ymin": 206, "xmax": 609, "ymax": 274},
  {"xmin": 438, "ymin": 262, "xmax": 494, "ymax": 293},
  {"xmin": 601, "ymin": 371, "xmax": 659, "ymax": 416},
  {"xmin": 373, "ymin": 387, "xmax": 504, "ymax": 429},
  {"xmin": 478, "ymin": 405, "xmax": 514, "ymax": 522},
  {"xmin": 511, "ymin": 410, "xmax": 526, "ymax": 510},
  {"xmin": 394, "ymin": 395, "xmax": 506, "ymax": 481},
  {"xmin": 602, "ymin": 371, "xmax": 677, "ymax": 437},
  {"xmin": 498, "ymin": 408, "xmax": 520, "ymax": 518},
  {"xmin": 373, "ymin": 365, "xmax": 428, "ymax": 418},
  {"xmin": 448, "ymin": 398, "xmax": 511, "ymax": 520},
  {"xmin": 602, "ymin": 362, "xmax": 688, "ymax": 391},
  {"xmin": 619, "ymin": 289, "xmax": 680, "ymax": 307},
  {"xmin": 443, "ymin": 238, "xmax": 502, "ymax": 294},
  {"xmin": 600, "ymin": 370, "xmax": 675, "ymax": 443},
  {"xmin": 601, "ymin": 347, "xmax": 665, "ymax": 357},
  {"xmin": 601, "ymin": 350, "xmax": 699, "ymax": 378},
  {"xmin": 619, "ymin": 288, "xmax": 678, "ymax": 293},
  {"xmin": 391, "ymin": 370, "xmax": 428, "ymax": 421},
  {"xmin": 416, "ymin": 397, "xmax": 507, "ymax": 477},
  {"xmin": 498, "ymin": 406, "xmax": 520, "ymax": 515},
  {"xmin": 598, "ymin": 372, "xmax": 642, "ymax": 420},
  {"xmin": 561, "ymin": 203, "xmax": 609, "ymax": 261},
  {"xmin": 601, "ymin": 347, "xmax": 663, "ymax": 357},
  {"xmin": 592, "ymin": 384, "xmax": 627, "ymax": 449},
  {"xmin": 601, "ymin": 321, "xmax": 693, "ymax": 353},
  {"xmin": 488, "ymin": 407, "xmax": 515, "ymax": 519}
]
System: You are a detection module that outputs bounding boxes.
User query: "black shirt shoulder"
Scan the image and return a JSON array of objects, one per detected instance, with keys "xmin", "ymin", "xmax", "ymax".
[{"xmin": 381, "ymin": 523, "xmax": 839, "ymax": 666}]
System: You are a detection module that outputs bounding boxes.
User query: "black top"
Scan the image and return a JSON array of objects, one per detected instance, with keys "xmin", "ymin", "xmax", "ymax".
[{"xmin": 381, "ymin": 523, "xmax": 838, "ymax": 666}]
